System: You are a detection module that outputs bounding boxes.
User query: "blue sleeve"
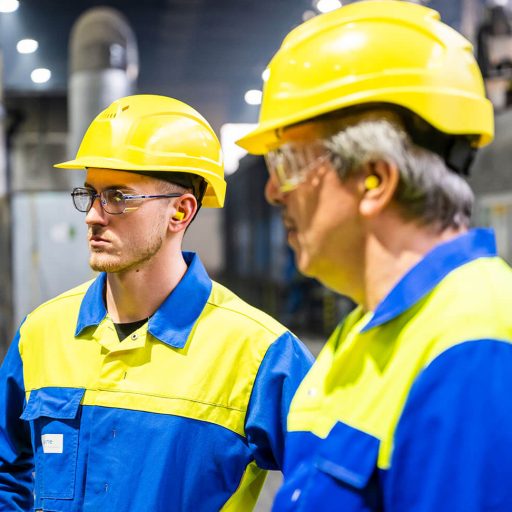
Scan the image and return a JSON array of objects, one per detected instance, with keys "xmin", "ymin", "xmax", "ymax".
[
  {"xmin": 0, "ymin": 327, "xmax": 34, "ymax": 511},
  {"xmin": 244, "ymin": 332, "xmax": 314, "ymax": 471},
  {"xmin": 386, "ymin": 339, "xmax": 512, "ymax": 512}
]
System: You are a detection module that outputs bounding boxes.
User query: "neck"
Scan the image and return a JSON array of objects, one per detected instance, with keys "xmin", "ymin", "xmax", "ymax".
[
  {"xmin": 361, "ymin": 217, "xmax": 466, "ymax": 311},
  {"xmin": 105, "ymin": 246, "xmax": 188, "ymax": 323}
]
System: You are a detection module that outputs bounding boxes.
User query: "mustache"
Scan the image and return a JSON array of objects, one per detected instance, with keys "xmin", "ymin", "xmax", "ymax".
[
  {"xmin": 88, "ymin": 226, "xmax": 110, "ymax": 240},
  {"xmin": 282, "ymin": 217, "xmax": 297, "ymax": 231}
]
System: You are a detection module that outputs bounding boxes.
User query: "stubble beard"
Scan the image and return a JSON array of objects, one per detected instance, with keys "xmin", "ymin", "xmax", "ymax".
[
  {"xmin": 89, "ymin": 217, "xmax": 166, "ymax": 274},
  {"xmin": 89, "ymin": 237, "xmax": 163, "ymax": 273}
]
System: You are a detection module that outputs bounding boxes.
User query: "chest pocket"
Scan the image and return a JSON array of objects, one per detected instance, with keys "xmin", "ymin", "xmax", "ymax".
[
  {"xmin": 279, "ymin": 422, "xmax": 381, "ymax": 512},
  {"xmin": 21, "ymin": 387, "xmax": 85, "ymax": 501},
  {"xmin": 314, "ymin": 422, "xmax": 381, "ymax": 511}
]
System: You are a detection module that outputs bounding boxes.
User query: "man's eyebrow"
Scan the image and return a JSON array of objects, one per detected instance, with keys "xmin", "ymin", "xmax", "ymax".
[{"xmin": 83, "ymin": 182, "xmax": 136, "ymax": 191}]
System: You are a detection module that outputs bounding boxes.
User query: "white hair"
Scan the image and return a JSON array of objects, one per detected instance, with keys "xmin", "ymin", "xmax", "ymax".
[{"xmin": 326, "ymin": 119, "xmax": 474, "ymax": 229}]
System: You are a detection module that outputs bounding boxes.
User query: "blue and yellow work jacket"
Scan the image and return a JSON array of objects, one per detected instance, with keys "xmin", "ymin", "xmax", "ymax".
[
  {"xmin": 0, "ymin": 252, "xmax": 313, "ymax": 512},
  {"xmin": 274, "ymin": 228, "xmax": 512, "ymax": 511}
]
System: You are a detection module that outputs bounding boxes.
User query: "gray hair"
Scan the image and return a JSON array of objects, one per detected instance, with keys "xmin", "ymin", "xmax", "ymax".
[{"xmin": 325, "ymin": 119, "xmax": 474, "ymax": 230}]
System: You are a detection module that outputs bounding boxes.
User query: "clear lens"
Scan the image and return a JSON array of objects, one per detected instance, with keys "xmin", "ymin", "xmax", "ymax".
[
  {"xmin": 71, "ymin": 188, "xmax": 127, "ymax": 214},
  {"xmin": 102, "ymin": 189, "xmax": 126, "ymax": 214},
  {"xmin": 71, "ymin": 188, "xmax": 94, "ymax": 212},
  {"xmin": 265, "ymin": 142, "xmax": 331, "ymax": 192},
  {"xmin": 71, "ymin": 188, "xmax": 180, "ymax": 215}
]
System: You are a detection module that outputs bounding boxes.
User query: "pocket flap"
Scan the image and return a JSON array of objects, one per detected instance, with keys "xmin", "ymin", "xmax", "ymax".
[
  {"xmin": 315, "ymin": 421, "xmax": 380, "ymax": 490},
  {"xmin": 21, "ymin": 387, "xmax": 85, "ymax": 421}
]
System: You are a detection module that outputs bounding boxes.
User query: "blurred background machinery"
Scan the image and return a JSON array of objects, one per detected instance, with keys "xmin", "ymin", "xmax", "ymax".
[
  {"xmin": 0, "ymin": 53, "xmax": 10, "ymax": 352},
  {"xmin": 471, "ymin": 0, "xmax": 512, "ymax": 262}
]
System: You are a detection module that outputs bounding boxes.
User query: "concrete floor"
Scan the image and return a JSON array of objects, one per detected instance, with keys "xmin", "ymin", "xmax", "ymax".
[
  {"xmin": 254, "ymin": 336, "xmax": 324, "ymax": 512},
  {"xmin": 254, "ymin": 472, "xmax": 283, "ymax": 512}
]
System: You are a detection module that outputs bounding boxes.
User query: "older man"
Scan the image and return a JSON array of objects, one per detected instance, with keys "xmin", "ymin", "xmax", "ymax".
[{"xmin": 238, "ymin": 1, "xmax": 512, "ymax": 510}]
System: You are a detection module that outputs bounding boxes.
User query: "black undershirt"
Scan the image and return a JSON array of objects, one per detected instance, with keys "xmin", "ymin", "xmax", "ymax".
[{"xmin": 114, "ymin": 319, "xmax": 147, "ymax": 342}]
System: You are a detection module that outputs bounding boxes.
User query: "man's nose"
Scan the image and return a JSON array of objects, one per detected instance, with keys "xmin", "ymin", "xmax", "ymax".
[
  {"xmin": 85, "ymin": 196, "xmax": 108, "ymax": 226},
  {"xmin": 265, "ymin": 174, "xmax": 287, "ymax": 206}
]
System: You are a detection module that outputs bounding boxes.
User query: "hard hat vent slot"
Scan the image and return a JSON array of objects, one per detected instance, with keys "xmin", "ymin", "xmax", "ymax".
[{"xmin": 100, "ymin": 109, "xmax": 118, "ymax": 119}]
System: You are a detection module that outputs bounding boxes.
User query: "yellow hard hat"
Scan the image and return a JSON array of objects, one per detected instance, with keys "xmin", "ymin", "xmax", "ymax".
[
  {"xmin": 55, "ymin": 94, "xmax": 226, "ymax": 208},
  {"xmin": 237, "ymin": 0, "xmax": 494, "ymax": 154}
]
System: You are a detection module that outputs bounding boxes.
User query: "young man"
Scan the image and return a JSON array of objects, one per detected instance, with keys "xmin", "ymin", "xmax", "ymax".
[
  {"xmin": 0, "ymin": 94, "xmax": 313, "ymax": 511},
  {"xmin": 238, "ymin": 2, "xmax": 512, "ymax": 510}
]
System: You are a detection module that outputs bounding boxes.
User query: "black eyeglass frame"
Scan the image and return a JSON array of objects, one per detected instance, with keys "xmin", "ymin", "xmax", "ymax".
[{"xmin": 71, "ymin": 187, "xmax": 183, "ymax": 215}]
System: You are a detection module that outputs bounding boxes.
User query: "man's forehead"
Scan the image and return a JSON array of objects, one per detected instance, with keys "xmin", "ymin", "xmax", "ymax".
[{"xmin": 85, "ymin": 168, "xmax": 151, "ymax": 186}]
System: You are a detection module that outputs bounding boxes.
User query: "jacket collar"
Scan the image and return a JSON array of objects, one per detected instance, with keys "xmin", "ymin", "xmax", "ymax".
[
  {"xmin": 75, "ymin": 251, "xmax": 212, "ymax": 348},
  {"xmin": 362, "ymin": 228, "xmax": 497, "ymax": 332}
]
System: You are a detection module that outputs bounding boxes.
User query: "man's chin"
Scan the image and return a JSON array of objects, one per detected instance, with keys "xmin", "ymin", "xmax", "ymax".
[
  {"xmin": 89, "ymin": 256, "xmax": 124, "ymax": 273},
  {"xmin": 295, "ymin": 252, "xmax": 313, "ymax": 278}
]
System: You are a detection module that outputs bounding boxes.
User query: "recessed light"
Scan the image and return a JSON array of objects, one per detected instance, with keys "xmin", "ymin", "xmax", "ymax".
[
  {"xmin": 244, "ymin": 89, "xmax": 262, "ymax": 106},
  {"xmin": 314, "ymin": 0, "xmax": 342, "ymax": 14},
  {"xmin": 31, "ymin": 68, "xmax": 51, "ymax": 84},
  {"xmin": 17, "ymin": 39, "xmax": 39, "ymax": 54},
  {"xmin": 0, "ymin": 0, "xmax": 19, "ymax": 13}
]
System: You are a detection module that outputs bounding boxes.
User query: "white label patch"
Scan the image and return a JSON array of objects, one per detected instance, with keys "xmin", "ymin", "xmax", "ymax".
[{"xmin": 41, "ymin": 434, "xmax": 63, "ymax": 454}]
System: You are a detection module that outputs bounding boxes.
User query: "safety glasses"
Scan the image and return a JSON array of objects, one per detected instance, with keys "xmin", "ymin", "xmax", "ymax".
[
  {"xmin": 71, "ymin": 187, "xmax": 183, "ymax": 215},
  {"xmin": 264, "ymin": 141, "xmax": 332, "ymax": 193}
]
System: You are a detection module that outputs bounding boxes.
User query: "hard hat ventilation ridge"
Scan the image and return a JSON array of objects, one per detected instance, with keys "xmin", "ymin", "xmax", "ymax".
[{"xmin": 100, "ymin": 108, "xmax": 118, "ymax": 120}]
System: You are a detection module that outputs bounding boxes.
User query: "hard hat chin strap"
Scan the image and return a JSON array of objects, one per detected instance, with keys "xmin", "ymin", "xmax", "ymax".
[
  {"xmin": 445, "ymin": 139, "xmax": 477, "ymax": 177},
  {"xmin": 190, "ymin": 179, "xmax": 208, "ymax": 221}
]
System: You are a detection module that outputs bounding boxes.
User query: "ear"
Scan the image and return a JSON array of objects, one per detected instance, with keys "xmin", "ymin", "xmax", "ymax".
[
  {"xmin": 169, "ymin": 193, "xmax": 198, "ymax": 232},
  {"xmin": 358, "ymin": 159, "xmax": 399, "ymax": 218}
]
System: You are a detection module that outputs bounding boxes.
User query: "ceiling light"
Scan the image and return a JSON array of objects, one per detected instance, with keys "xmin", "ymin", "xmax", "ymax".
[
  {"xmin": 220, "ymin": 123, "xmax": 258, "ymax": 175},
  {"xmin": 0, "ymin": 0, "xmax": 19, "ymax": 13},
  {"xmin": 31, "ymin": 68, "xmax": 51, "ymax": 84},
  {"xmin": 244, "ymin": 89, "xmax": 262, "ymax": 106},
  {"xmin": 261, "ymin": 69, "xmax": 270, "ymax": 82},
  {"xmin": 17, "ymin": 39, "xmax": 39, "ymax": 54},
  {"xmin": 314, "ymin": 0, "xmax": 342, "ymax": 14}
]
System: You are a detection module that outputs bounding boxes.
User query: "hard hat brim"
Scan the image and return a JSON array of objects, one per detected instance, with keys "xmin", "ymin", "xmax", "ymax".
[{"xmin": 236, "ymin": 89, "xmax": 495, "ymax": 155}]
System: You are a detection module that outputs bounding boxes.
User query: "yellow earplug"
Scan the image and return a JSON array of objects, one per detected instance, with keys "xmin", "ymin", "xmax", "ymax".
[
  {"xmin": 364, "ymin": 175, "xmax": 380, "ymax": 190},
  {"xmin": 172, "ymin": 211, "xmax": 185, "ymax": 221}
]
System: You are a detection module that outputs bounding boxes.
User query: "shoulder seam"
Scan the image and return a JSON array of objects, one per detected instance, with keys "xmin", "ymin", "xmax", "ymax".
[
  {"xmin": 424, "ymin": 337, "xmax": 512, "ymax": 370},
  {"xmin": 205, "ymin": 300, "xmax": 287, "ymax": 339},
  {"xmin": 28, "ymin": 283, "xmax": 93, "ymax": 316}
]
